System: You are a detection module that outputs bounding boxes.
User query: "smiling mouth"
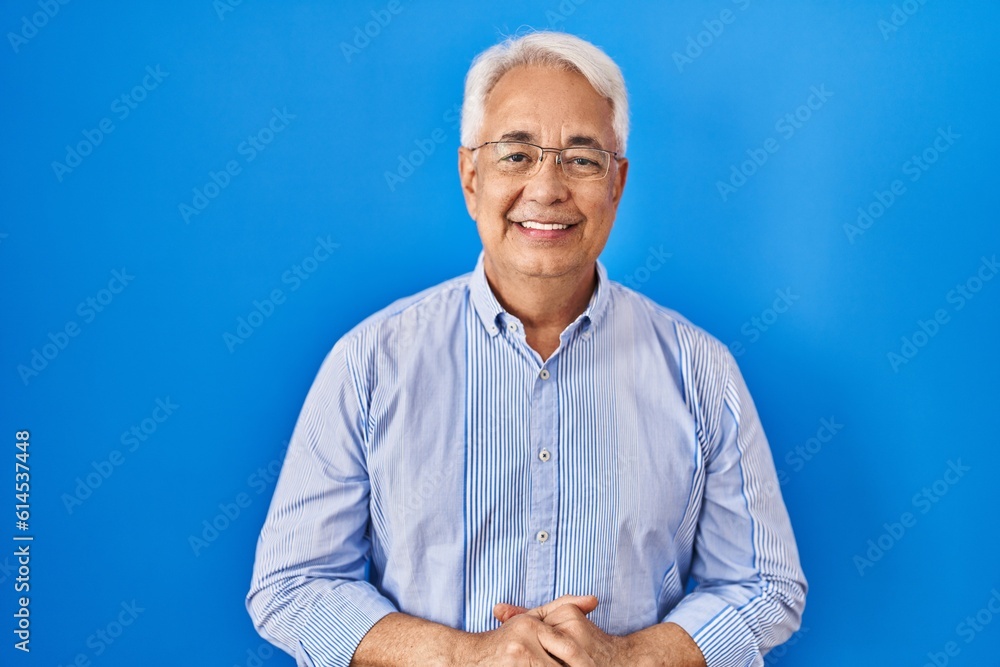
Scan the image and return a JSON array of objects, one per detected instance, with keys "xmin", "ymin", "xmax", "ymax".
[{"xmin": 511, "ymin": 219, "xmax": 579, "ymax": 230}]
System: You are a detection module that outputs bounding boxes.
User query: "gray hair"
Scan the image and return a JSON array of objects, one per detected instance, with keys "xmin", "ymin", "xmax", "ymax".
[{"xmin": 460, "ymin": 31, "xmax": 630, "ymax": 155}]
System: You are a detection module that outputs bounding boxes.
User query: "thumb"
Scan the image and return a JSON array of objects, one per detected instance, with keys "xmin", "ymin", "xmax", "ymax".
[
  {"xmin": 571, "ymin": 594, "xmax": 599, "ymax": 615},
  {"xmin": 493, "ymin": 602, "xmax": 529, "ymax": 623},
  {"xmin": 534, "ymin": 594, "xmax": 600, "ymax": 620}
]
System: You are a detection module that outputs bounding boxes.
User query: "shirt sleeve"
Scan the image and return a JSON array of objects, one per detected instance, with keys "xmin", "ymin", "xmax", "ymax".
[
  {"xmin": 662, "ymin": 347, "xmax": 807, "ymax": 667},
  {"xmin": 246, "ymin": 337, "xmax": 398, "ymax": 667}
]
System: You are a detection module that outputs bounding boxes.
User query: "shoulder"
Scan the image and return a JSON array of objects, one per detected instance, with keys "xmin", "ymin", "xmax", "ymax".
[
  {"xmin": 607, "ymin": 282, "xmax": 738, "ymax": 451},
  {"xmin": 329, "ymin": 270, "xmax": 473, "ymax": 359},
  {"xmin": 607, "ymin": 280, "xmax": 733, "ymax": 368}
]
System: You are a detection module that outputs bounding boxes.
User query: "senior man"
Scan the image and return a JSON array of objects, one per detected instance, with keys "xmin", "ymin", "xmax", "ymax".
[{"xmin": 247, "ymin": 30, "xmax": 807, "ymax": 667}]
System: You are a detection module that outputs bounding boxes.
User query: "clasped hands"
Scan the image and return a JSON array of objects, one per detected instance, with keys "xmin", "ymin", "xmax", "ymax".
[{"xmin": 461, "ymin": 593, "xmax": 637, "ymax": 667}]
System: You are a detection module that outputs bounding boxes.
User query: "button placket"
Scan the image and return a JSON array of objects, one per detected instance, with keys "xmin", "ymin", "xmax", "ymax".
[{"xmin": 524, "ymin": 359, "xmax": 559, "ymax": 608}]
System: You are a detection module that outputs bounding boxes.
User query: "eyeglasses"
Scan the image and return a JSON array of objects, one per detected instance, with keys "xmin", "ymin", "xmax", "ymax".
[{"xmin": 470, "ymin": 141, "xmax": 620, "ymax": 180}]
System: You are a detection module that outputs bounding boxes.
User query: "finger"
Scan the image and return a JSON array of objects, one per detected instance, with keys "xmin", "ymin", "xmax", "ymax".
[
  {"xmin": 493, "ymin": 595, "xmax": 595, "ymax": 623},
  {"xmin": 492, "ymin": 602, "xmax": 528, "ymax": 623},
  {"xmin": 536, "ymin": 625, "xmax": 596, "ymax": 667},
  {"xmin": 542, "ymin": 602, "xmax": 590, "ymax": 627},
  {"xmin": 534, "ymin": 594, "xmax": 599, "ymax": 621},
  {"xmin": 568, "ymin": 594, "xmax": 598, "ymax": 615}
]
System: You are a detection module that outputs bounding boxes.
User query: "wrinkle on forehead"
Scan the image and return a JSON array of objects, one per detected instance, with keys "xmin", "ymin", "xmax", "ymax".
[{"xmin": 497, "ymin": 130, "xmax": 606, "ymax": 150}]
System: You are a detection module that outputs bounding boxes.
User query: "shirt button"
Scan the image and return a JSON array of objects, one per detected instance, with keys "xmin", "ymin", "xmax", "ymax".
[
  {"xmin": 507, "ymin": 322, "xmax": 518, "ymax": 332},
  {"xmin": 539, "ymin": 369, "xmax": 550, "ymax": 380},
  {"xmin": 539, "ymin": 449, "xmax": 551, "ymax": 462},
  {"xmin": 537, "ymin": 530, "xmax": 549, "ymax": 543}
]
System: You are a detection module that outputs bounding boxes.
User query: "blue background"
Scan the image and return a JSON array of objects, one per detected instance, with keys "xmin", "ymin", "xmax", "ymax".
[{"xmin": 3, "ymin": 1, "xmax": 998, "ymax": 665}]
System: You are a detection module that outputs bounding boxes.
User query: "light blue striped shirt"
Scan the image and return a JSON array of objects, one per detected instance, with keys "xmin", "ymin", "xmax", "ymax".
[{"xmin": 247, "ymin": 251, "xmax": 807, "ymax": 667}]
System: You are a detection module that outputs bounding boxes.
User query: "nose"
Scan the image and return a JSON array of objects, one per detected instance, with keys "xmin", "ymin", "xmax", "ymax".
[{"xmin": 522, "ymin": 150, "xmax": 570, "ymax": 205}]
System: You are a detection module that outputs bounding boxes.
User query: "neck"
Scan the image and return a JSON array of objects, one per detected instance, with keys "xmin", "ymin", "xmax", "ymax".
[{"xmin": 483, "ymin": 255, "xmax": 597, "ymax": 339}]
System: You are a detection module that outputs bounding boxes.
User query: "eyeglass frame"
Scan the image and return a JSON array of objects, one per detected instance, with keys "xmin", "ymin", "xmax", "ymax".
[{"xmin": 468, "ymin": 140, "xmax": 623, "ymax": 180}]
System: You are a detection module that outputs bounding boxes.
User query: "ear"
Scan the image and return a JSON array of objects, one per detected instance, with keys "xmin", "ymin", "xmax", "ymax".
[
  {"xmin": 458, "ymin": 146, "xmax": 478, "ymax": 220},
  {"xmin": 610, "ymin": 157, "xmax": 629, "ymax": 208}
]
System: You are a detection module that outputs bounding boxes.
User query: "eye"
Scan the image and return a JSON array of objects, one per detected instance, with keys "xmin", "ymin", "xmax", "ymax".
[
  {"xmin": 501, "ymin": 152, "xmax": 532, "ymax": 163},
  {"xmin": 569, "ymin": 156, "xmax": 599, "ymax": 167}
]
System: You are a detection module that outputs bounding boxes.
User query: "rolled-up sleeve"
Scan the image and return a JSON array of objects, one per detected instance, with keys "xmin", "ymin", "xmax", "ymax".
[
  {"xmin": 246, "ymin": 338, "xmax": 397, "ymax": 667},
  {"xmin": 663, "ymin": 349, "xmax": 807, "ymax": 667}
]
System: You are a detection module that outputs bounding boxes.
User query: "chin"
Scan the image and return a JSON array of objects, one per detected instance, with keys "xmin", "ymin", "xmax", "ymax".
[{"xmin": 509, "ymin": 252, "xmax": 580, "ymax": 279}]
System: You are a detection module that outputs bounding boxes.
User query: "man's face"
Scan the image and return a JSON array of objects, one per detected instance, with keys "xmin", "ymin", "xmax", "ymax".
[{"xmin": 459, "ymin": 65, "xmax": 628, "ymax": 283}]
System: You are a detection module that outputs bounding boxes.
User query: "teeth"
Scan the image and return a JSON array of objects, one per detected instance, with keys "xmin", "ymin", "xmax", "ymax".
[{"xmin": 520, "ymin": 221, "xmax": 570, "ymax": 230}]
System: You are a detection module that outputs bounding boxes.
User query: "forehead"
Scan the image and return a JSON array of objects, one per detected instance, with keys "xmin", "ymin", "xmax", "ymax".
[{"xmin": 481, "ymin": 65, "xmax": 616, "ymax": 147}]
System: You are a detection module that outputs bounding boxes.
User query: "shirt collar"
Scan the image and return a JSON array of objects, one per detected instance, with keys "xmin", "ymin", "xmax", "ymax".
[{"xmin": 469, "ymin": 250, "xmax": 610, "ymax": 338}]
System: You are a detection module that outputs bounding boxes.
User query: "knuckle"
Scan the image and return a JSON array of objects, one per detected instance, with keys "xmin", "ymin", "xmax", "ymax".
[
  {"xmin": 508, "ymin": 614, "xmax": 535, "ymax": 629},
  {"xmin": 502, "ymin": 641, "xmax": 529, "ymax": 658}
]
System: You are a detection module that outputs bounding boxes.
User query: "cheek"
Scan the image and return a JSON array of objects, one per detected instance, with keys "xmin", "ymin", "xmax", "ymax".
[
  {"xmin": 579, "ymin": 192, "xmax": 616, "ymax": 223},
  {"xmin": 479, "ymin": 180, "xmax": 519, "ymax": 219}
]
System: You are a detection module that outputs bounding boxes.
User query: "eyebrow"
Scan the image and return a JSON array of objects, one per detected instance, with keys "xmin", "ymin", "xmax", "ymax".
[{"xmin": 498, "ymin": 131, "xmax": 605, "ymax": 150}]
